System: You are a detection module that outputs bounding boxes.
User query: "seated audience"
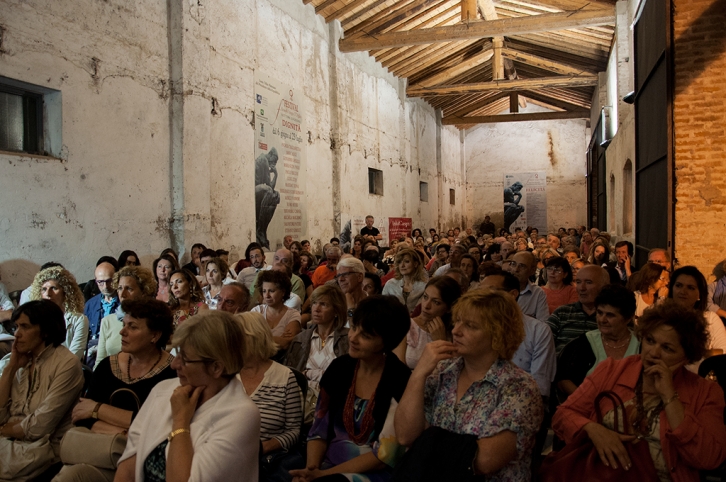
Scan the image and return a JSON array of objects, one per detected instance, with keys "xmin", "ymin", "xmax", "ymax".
[
  {"xmin": 252, "ymin": 270, "xmax": 302, "ymax": 351},
  {"xmin": 480, "ymin": 272, "xmax": 556, "ymax": 401},
  {"xmin": 181, "ymin": 242, "xmax": 206, "ymax": 278},
  {"xmin": 427, "ymin": 243, "xmax": 449, "ymax": 276},
  {"xmin": 551, "ymin": 300, "xmax": 726, "ymax": 481},
  {"xmin": 382, "ymin": 247, "xmax": 427, "ymax": 313},
  {"xmin": 467, "ymin": 244, "xmax": 482, "ymax": 263},
  {"xmin": 555, "ymin": 284, "xmax": 639, "ymax": 398},
  {"xmin": 298, "ymin": 251, "xmax": 317, "ymax": 278},
  {"xmin": 118, "ymin": 250, "xmax": 141, "ymax": 268},
  {"xmin": 503, "ymin": 251, "xmax": 549, "ymax": 321},
  {"xmin": 433, "ymin": 245, "xmax": 466, "ymax": 277},
  {"xmin": 83, "ymin": 260, "xmax": 118, "ymax": 365},
  {"xmin": 541, "ymin": 256, "xmax": 578, "ymax": 315},
  {"xmin": 153, "ymin": 254, "xmax": 179, "ymax": 303},
  {"xmin": 586, "ymin": 239, "xmax": 610, "ymax": 268},
  {"xmin": 201, "ymin": 257, "xmax": 229, "ymax": 309},
  {"xmin": 115, "ymin": 311, "xmax": 260, "ymax": 482},
  {"xmin": 444, "ymin": 268, "xmax": 470, "ymax": 296},
  {"xmin": 290, "ymin": 295, "xmax": 410, "ymax": 482},
  {"xmin": 579, "ymin": 231, "xmax": 593, "ymax": 257},
  {"xmin": 285, "ymin": 285, "xmax": 349, "ymax": 422},
  {"xmin": 547, "ymin": 265, "xmax": 609, "ymax": 354},
  {"xmin": 535, "ymin": 248, "xmax": 559, "ymax": 286},
  {"xmin": 394, "ymin": 276, "xmax": 461, "ymax": 369},
  {"xmin": 336, "ymin": 257, "xmax": 368, "ymax": 325},
  {"xmin": 0, "ymin": 301, "xmax": 84, "ymax": 480},
  {"xmin": 95, "ymin": 265, "xmax": 158, "ymax": 368},
  {"xmin": 55, "ymin": 299, "xmax": 175, "ymax": 482},
  {"xmin": 628, "ymin": 262, "xmax": 667, "ymax": 319},
  {"xmin": 395, "ymin": 289, "xmax": 544, "ymax": 481},
  {"xmin": 216, "ymin": 282, "xmax": 250, "ymax": 314},
  {"xmin": 312, "ymin": 246, "xmax": 341, "ymax": 288},
  {"xmin": 667, "ymin": 266, "xmax": 726, "ymax": 369},
  {"xmin": 570, "ymin": 258, "xmax": 586, "ymax": 278},
  {"xmin": 362, "ymin": 272, "xmax": 382, "ymax": 296},
  {"xmin": 168, "ymin": 268, "xmax": 208, "ymax": 326},
  {"xmin": 708, "ymin": 258, "xmax": 726, "ymax": 321},
  {"xmin": 648, "ymin": 247, "xmax": 672, "ymax": 272},
  {"xmin": 562, "ymin": 249, "xmax": 580, "ymax": 264},
  {"xmin": 18, "ymin": 261, "xmax": 64, "ymax": 306},
  {"xmin": 0, "ymin": 272, "xmax": 15, "ymax": 322},
  {"xmin": 29, "ymin": 266, "xmax": 89, "ymax": 360},
  {"xmin": 613, "ymin": 241, "xmax": 633, "ymax": 284},
  {"xmin": 238, "ymin": 312, "xmax": 304, "ymax": 481}
]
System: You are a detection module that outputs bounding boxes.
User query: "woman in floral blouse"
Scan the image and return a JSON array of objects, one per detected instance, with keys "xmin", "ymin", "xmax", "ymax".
[{"xmin": 395, "ymin": 289, "xmax": 544, "ymax": 482}]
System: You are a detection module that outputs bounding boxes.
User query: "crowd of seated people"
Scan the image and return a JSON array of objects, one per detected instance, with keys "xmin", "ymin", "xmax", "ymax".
[{"xmin": 0, "ymin": 220, "xmax": 726, "ymax": 482}]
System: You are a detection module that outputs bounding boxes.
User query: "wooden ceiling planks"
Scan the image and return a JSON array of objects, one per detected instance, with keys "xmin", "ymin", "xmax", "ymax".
[{"xmin": 303, "ymin": 0, "xmax": 615, "ymax": 127}]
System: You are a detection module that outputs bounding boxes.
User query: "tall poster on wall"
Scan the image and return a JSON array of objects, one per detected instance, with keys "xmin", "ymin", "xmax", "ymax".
[
  {"xmin": 503, "ymin": 172, "xmax": 547, "ymax": 233},
  {"xmin": 254, "ymin": 73, "xmax": 307, "ymax": 250}
]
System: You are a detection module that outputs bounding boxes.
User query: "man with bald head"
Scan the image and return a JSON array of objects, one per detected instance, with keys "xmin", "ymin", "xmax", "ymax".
[
  {"xmin": 503, "ymin": 251, "xmax": 549, "ymax": 321},
  {"xmin": 84, "ymin": 258, "xmax": 118, "ymax": 364},
  {"xmin": 217, "ymin": 282, "xmax": 250, "ymax": 314},
  {"xmin": 546, "ymin": 265, "xmax": 611, "ymax": 354}
]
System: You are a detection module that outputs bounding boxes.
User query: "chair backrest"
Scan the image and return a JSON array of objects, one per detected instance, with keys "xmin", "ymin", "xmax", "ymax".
[{"xmin": 289, "ymin": 367, "xmax": 308, "ymax": 448}]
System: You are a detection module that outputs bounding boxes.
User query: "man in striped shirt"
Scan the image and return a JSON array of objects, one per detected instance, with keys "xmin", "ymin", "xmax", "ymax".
[{"xmin": 546, "ymin": 265, "xmax": 610, "ymax": 354}]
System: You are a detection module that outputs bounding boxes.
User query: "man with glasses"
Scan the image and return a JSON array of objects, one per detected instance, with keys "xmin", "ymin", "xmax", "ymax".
[
  {"xmin": 647, "ymin": 248, "xmax": 671, "ymax": 271},
  {"xmin": 433, "ymin": 244, "xmax": 467, "ymax": 276},
  {"xmin": 503, "ymin": 251, "xmax": 549, "ymax": 322},
  {"xmin": 83, "ymin": 257, "xmax": 119, "ymax": 365},
  {"xmin": 312, "ymin": 246, "xmax": 342, "ymax": 288}
]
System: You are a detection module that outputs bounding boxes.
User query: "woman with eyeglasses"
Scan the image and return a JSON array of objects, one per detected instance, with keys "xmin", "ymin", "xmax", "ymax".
[
  {"xmin": 115, "ymin": 311, "xmax": 260, "ymax": 482},
  {"xmin": 542, "ymin": 257, "xmax": 578, "ymax": 314}
]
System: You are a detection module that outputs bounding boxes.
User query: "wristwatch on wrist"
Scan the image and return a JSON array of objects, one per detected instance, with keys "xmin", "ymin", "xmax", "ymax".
[{"xmin": 91, "ymin": 402, "xmax": 103, "ymax": 420}]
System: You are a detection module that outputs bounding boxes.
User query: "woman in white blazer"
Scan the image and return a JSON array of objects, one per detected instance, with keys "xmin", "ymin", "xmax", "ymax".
[{"xmin": 115, "ymin": 311, "xmax": 260, "ymax": 482}]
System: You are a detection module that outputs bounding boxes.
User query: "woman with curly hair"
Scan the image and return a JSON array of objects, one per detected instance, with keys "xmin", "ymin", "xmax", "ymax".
[
  {"xmin": 167, "ymin": 268, "xmax": 208, "ymax": 326},
  {"xmin": 94, "ymin": 265, "xmax": 158, "ymax": 368},
  {"xmin": 395, "ymin": 289, "xmax": 544, "ymax": 480},
  {"xmin": 252, "ymin": 269, "xmax": 301, "ymax": 350},
  {"xmin": 29, "ymin": 266, "xmax": 89, "ymax": 360}
]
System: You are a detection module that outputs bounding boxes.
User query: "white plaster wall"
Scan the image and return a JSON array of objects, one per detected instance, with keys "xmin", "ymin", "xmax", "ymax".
[
  {"xmin": 464, "ymin": 104, "xmax": 589, "ymax": 234},
  {"xmin": 0, "ymin": 0, "xmax": 466, "ymax": 289}
]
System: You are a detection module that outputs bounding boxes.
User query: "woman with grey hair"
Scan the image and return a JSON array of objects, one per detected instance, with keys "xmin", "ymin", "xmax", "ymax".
[
  {"xmin": 115, "ymin": 311, "xmax": 260, "ymax": 482},
  {"xmin": 335, "ymin": 256, "xmax": 367, "ymax": 325},
  {"xmin": 238, "ymin": 312, "xmax": 304, "ymax": 481}
]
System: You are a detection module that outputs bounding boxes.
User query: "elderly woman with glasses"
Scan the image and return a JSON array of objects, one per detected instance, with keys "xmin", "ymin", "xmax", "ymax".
[
  {"xmin": 542, "ymin": 256, "xmax": 578, "ymax": 314},
  {"xmin": 115, "ymin": 311, "xmax": 260, "ymax": 482}
]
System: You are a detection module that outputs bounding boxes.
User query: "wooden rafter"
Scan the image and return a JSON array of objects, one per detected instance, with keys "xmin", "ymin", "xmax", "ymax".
[
  {"xmin": 502, "ymin": 48, "xmax": 594, "ymax": 75},
  {"xmin": 407, "ymin": 74, "xmax": 598, "ymax": 96},
  {"xmin": 519, "ymin": 89, "xmax": 589, "ymax": 110},
  {"xmin": 416, "ymin": 49, "xmax": 494, "ymax": 87},
  {"xmin": 339, "ymin": 7, "xmax": 615, "ymax": 52},
  {"xmin": 443, "ymin": 110, "xmax": 589, "ymax": 125},
  {"xmin": 446, "ymin": 91, "xmax": 511, "ymax": 117}
]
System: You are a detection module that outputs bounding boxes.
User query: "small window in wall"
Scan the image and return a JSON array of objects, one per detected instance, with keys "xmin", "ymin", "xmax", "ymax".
[
  {"xmin": 449, "ymin": 189, "xmax": 456, "ymax": 205},
  {"xmin": 420, "ymin": 182, "xmax": 429, "ymax": 202},
  {"xmin": 368, "ymin": 168, "xmax": 383, "ymax": 195},
  {"xmin": 0, "ymin": 76, "xmax": 62, "ymax": 158}
]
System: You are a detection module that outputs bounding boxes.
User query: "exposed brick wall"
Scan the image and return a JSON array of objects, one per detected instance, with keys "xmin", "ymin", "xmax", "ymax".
[{"xmin": 673, "ymin": 0, "xmax": 726, "ymax": 278}]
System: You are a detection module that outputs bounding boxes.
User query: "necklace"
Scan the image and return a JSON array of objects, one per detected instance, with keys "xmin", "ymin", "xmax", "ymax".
[
  {"xmin": 343, "ymin": 361, "xmax": 377, "ymax": 444},
  {"xmin": 127, "ymin": 351, "xmax": 163, "ymax": 382},
  {"xmin": 602, "ymin": 333, "xmax": 630, "ymax": 349},
  {"xmin": 633, "ymin": 372, "xmax": 663, "ymax": 437}
]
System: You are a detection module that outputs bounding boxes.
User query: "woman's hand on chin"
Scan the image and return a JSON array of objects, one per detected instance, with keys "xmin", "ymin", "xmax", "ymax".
[
  {"xmin": 413, "ymin": 340, "xmax": 457, "ymax": 379},
  {"xmin": 170, "ymin": 384, "xmax": 205, "ymax": 430},
  {"xmin": 644, "ymin": 359, "xmax": 679, "ymax": 400}
]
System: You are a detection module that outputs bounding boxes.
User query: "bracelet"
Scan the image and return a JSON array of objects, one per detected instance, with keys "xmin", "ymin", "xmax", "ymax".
[
  {"xmin": 168, "ymin": 428, "xmax": 191, "ymax": 444},
  {"xmin": 91, "ymin": 402, "xmax": 103, "ymax": 420},
  {"xmin": 663, "ymin": 392, "xmax": 679, "ymax": 406}
]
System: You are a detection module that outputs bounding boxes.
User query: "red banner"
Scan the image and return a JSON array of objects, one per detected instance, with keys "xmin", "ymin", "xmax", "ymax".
[{"xmin": 388, "ymin": 217, "xmax": 412, "ymax": 245}]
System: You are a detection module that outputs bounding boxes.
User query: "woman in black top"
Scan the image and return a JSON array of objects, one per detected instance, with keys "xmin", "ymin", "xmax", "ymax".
[{"xmin": 54, "ymin": 299, "xmax": 176, "ymax": 481}]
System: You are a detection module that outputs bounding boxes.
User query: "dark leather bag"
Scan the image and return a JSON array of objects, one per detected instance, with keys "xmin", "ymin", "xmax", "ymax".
[
  {"xmin": 392, "ymin": 426, "xmax": 485, "ymax": 482},
  {"xmin": 539, "ymin": 391, "xmax": 660, "ymax": 482}
]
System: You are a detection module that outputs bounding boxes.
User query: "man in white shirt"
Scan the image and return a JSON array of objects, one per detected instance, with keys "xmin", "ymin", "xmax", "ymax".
[
  {"xmin": 503, "ymin": 251, "xmax": 549, "ymax": 322},
  {"xmin": 236, "ymin": 246, "xmax": 267, "ymax": 289}
]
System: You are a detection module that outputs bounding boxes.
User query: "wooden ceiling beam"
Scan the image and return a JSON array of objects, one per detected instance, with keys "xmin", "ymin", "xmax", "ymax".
[
  {"xmin": 339, "ymin": 7, "xmax": 615, "ymax": 52},
  {"xmin": 443, "ymin": 110, "xmax": 590, "ymax": 125},
  {"xmin": 501, "ymin": 47, "xmax": 594, "ymax": 75},
  {"xmin": 407, "ymin": 74, "xmax": 598, "ymax": 96},
  {"xmin": 326, "ymin": 0, "xmax": 377, "ymax": 22},
  {"xmin": 446, "ymin": 91, "xmax": 511, "ymax": 117},
  {"xmin": 518, "ymin": 89, "xmax": 588, "ymax": 111},
  {"xmin": 416, "ymin": 49, "xmax": 494, "ymax": 87},
  {"xmin": 345, "ymin": 0, "xmax": 437, "ymax": 39},
  {"xmin": 337, "ymin": 0, "xmax": 389, "ymax": 25}
]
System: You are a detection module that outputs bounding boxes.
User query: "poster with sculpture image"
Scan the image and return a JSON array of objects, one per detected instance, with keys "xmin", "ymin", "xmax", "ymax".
[
  {"xmin": 254, "ymin": 72, "xmax": 307, "ymax": 250},
  {"xmin": 503, "ymin": 172, "xmax": 547, "ymax": 233}
]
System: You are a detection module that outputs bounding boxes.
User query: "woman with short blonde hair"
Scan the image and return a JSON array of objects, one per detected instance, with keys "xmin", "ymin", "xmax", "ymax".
[
  {"xmin": 396, "ymin": 289, "xmax": 543, "ymax": 480},
  {"xmin": 382, "ymin": 247, "xmax": 428, "ymax": 313},
  {"xmin": 237, "ymin": 312, "xmax": 304, "ymax": 480},
  {"xmin": 29, "ymin": 266, "xmax": 88, "ymax": 360}
]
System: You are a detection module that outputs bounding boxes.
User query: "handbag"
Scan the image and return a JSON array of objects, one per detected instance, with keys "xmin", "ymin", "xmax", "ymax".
[
  {"xmin": 539, "ymin": 391, "xmax": 660, "ymax": 482},
  {"xmin": 59, "ymin": 388, "xmax": 141, "ymax": 470}
]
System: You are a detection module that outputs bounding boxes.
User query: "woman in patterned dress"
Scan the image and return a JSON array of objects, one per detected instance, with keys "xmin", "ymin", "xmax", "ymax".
[{"xmin": 167, "ymin": 269, "xmax": 208, "ymax": 327}]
